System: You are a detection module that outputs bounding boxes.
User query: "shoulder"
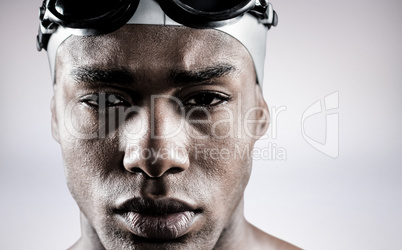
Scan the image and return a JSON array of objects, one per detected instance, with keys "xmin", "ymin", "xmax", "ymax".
[{"xmin": 248, "ymin": 223, "xmax": 302, "ymax": 250}]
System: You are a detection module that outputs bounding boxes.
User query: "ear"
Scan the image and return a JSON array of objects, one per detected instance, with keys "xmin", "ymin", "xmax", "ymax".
[
  {"xmin": 51, "ymin": 95, "xmax": 60, "ymax": 143},
  {"xmin": 254, "ymin": 84, "xmax": 270, "ymax": 138}
]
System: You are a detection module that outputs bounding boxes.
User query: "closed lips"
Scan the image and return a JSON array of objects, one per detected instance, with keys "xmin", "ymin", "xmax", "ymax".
[{"xmin": 115, "ymin": 197, "xmax": 201, "ymax": 240}]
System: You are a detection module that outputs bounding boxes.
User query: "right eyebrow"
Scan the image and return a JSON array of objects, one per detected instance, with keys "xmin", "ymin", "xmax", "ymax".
[
  {"xmin": 70, "ymin": 67, "xmax": 135, "ymax": 86},
  {"xmin": 169, "ymin": 63, "xmax": 236, "ymax": 85}
]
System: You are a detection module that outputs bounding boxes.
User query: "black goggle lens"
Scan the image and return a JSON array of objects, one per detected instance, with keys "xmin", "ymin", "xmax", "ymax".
[
  {"xmin": 54, "ymin": 0, "xmax": 127, "ymax": 19},
  {"xmin": 178, "ymin": 0, "xmax": 249, "ymax": 12}
]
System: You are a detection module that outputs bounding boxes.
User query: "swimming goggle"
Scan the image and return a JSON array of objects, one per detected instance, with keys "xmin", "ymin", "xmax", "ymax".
[{"xmin": 37, "ymin": 0, "xmax": 278, "ymax": 84}]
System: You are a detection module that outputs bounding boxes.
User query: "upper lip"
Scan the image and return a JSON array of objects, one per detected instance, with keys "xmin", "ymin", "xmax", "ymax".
[{"xmin": 114, "ymin": 197, "xmax": 200, "ymax": 215}]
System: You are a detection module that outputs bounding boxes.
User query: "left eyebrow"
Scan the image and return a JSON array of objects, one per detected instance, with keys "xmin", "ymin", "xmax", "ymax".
[
  {"xmin": 169, "ymin": 63, "xmax": 236, "ymax": 84},
  {"xmin": 70, "ymin": 67, "xmax": 135, "ymax": 86}
]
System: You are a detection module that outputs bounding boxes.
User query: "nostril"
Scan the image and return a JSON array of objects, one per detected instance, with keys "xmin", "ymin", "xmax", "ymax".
[
  {"xmin": 128, "ymin": 167, "xmax": 144, "ymax": 174},
  {"xmin": 165, "ymin": 167, "xmax": 185, "ymax": 175},
  {"xmin": 127, "ymin": 166, "xmax": 184, "ymax": 177}
]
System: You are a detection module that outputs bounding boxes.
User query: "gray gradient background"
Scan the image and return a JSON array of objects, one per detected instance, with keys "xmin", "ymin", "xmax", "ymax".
[{"xmin": 1, "ymin": 0, "xmax": 401, "ymax": 249}]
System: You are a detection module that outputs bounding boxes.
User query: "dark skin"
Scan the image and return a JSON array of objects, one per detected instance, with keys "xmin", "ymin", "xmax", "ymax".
[{"xmin": 51, "ymin": 25, "xmax": 300, "ymax": 249}]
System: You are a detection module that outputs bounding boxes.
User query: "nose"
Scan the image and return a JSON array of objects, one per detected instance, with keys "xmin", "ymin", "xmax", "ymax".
[{"xmin": 123, "ymin": 98, "xmax": 189, "ymax": 178}]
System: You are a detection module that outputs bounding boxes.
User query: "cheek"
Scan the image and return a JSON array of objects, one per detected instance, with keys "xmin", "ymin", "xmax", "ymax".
[
  {"xmin": 188, "ymin": 137, "xmax": 252, "ymax": 227},
  {"xmin": 191, "ymin": 137, "xmax": 253, "ymax": 188},
  {"xmin": 55, "ymin": 99, "xmax": 124, "ymax": 209},
  {"xmin": 61, "ymin": 137, "xmax": 120, "ymax": 202},
  {"xmin": 187, "ymin": 108, "xmax": 255, "ymax": 212}
]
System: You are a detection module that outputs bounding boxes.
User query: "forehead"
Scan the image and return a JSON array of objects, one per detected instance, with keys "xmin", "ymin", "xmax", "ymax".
[{"xmin": 56, "ymin": 25, "xmax": 252, "ymax": 77}]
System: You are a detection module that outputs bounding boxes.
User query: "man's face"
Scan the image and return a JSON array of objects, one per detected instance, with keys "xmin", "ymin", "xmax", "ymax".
[{"xmin": 51, "ymin": 25, "xmax": 269, "ymax": 249}]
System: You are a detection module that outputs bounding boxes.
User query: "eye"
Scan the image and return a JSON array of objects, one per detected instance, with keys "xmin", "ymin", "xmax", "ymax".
[
  {"xmin": 184, "ymin": 92, "xmax": 230, "ymax": 107},
  {"xmin": 106, "ymin": 94, "xmax": 127, "ymax": 107},
  {"xmin": 80, "ymin": 93, "xmax": 130, "ymax": 108}
]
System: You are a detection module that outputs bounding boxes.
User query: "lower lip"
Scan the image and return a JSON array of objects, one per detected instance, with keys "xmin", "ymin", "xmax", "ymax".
[{"xmin": 120, "ymin": 211, "xmax": 197, "ymax": 240}]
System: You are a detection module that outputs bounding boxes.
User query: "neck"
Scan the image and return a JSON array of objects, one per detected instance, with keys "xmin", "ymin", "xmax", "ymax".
[
  {"xmin": 213, "ymin": 199, "xmax": 254, "ymax": 250},
  {"xmin": 68, "ymin": 213, "xmax": 105, "ymax": 250}
]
